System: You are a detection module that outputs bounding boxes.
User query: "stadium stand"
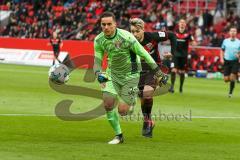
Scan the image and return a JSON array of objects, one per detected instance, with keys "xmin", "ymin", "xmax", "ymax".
[{"xmin": 0, "ymin": 0, "xmax": 239, "ymax": 72}]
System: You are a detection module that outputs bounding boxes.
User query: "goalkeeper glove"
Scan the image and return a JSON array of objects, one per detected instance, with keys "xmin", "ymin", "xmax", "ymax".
[
  {"xmin": 96, "ymin": 72, "xmax": 108, "ymax": 83},
  {"xmin": 153, "ymin": 68, "xmax": 169, "ymax": 86}
]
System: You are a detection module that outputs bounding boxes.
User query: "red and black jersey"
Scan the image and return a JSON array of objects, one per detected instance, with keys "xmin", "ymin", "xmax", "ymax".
[
  {"xmin": 50, "ymin": 37, "xmax": 62, "ymax": 52},
  {"xmin": 140, "ymin": 31, "xmax": 176, "ymax": 71},
  {"xmin": 175, "ymin": 29, "xmax": 193, "ymax": 57}
]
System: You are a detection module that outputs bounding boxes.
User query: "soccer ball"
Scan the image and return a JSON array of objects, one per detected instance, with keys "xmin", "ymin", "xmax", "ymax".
[{"xmin": 48, "ymin": 63, "xmax": 69, "ymax": 84}]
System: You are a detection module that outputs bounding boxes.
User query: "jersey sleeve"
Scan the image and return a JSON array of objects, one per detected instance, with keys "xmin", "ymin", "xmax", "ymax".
[
  {"xmin": 150, "ymin": 31, "xmax": 169, "ymax": 42},
  {"xmin": 93, "ymin": 38, "xmax": 104, "ymax": 74},
  {"xmin": 150, "ymin": 31, "xmax": 176, "ymax": 55},
  {"xmin": 128, "ymin": 33, "xmax": 158, "ymax": 70},
  {"xmin": 167, "ymin": 31, "xmax": 177, "ymax": 55}
]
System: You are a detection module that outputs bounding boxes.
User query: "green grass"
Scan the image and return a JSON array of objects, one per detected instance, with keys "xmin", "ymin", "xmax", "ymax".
[{"xmin": 0, "ymin": 63, "xmax": 240, "ymax": 160}]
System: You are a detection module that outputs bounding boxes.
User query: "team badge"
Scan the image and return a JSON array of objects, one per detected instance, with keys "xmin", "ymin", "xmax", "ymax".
[{"xmin": 114, "ymin": 40, "xmax": 122, "ymax": 49}]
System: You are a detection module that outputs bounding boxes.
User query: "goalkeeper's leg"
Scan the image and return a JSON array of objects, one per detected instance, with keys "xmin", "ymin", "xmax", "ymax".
[
  {"xmin": 118, "ymin": 77, "xmax": 139, "ymax": 116},
  {"xmin": 103, "ymin": 93, "xmax": 123, "ymax": 144},
  {"xmin": 102, "ymin": 81, "xmax": 123, "ymax": 144}
]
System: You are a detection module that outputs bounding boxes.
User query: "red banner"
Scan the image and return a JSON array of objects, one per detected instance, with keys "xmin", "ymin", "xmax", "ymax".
[{"xmin": 0, "ymin": 37, "xmax": 94, "ymax": 58}]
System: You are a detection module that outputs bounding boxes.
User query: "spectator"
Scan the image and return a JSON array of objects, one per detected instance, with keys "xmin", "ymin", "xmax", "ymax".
[
  {"xmin": 0, "ymin": 0, "xmax": 238, "ymax": 46},
  {"xmin": 197, "ymin": 11, "xmax": 204, "ymax": 28},
  {"xmin": 195, "ymin": 26, "xmax": 203, "ymax": 43},
  {"xmin": 149, "ymin": 10, "xmax": 157, "ymax": 22},
  {"xmin": 128, "ymin": 0, "xmax": 142, "ymax": 10},
  {"xmin": 211, "ymin": 33, "xmax": 222, "ymax": 47},
  {"xmin": 119, "ymin": 16, "xmax": 129, "ymax": 30},
  {"xmin": 166, "ymin": 10, "xmax": 174, "ymax": 31},
  {"xmin": 215, "ymin": 0, "xmax": 224, "ymax": 17},
  {"xmin": 154, "ymin": 15, "xmax": 167, "ymax": 31},
  {"xmin": 203, "ymin": 9, "xmax": 213, "ymax": 28}
]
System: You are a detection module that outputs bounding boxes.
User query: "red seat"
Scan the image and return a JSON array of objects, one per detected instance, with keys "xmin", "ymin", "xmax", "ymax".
[
  {"xmin": 0, "ymin": 5, "xmax": 9, "ymax": 10},
  {"xmin": 237, "ymin": 33, "xmax": 240, "ymax": 39},
  {"xmin": 55, "ymin": 12, "xmax": 62, "ymax": 18},
  {"xmin": 128, "ymin": 9, "xmax": 143, "ymax": 15},
  {"xmin": 87, "ymin": 18, "xmax": 98, "ymax": 24},
  {"xmin": 53, "ymin": 6, "xmax": 64, "ymax": 12},
  {"xmin": 88, "ymin": 34, "xmax": 96, "ymax": 41}
]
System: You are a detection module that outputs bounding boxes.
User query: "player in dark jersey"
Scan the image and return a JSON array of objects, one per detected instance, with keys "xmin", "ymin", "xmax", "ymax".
[
  {"xmin": 129, "ymin": 18, "xmax": 176, "ymax": 138},
  {"xmin": 169, "ymin": 19, "xmax": 196, "ymax": 93},
  {"xmin": 49, "ymin": 32, "xmax": 63, "ymax": 65}
]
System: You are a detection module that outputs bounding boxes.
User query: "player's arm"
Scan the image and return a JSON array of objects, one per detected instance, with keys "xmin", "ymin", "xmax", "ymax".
[
  {"xmin": 152, "ymin": 31, "xmax": 177, "ymax": 57},
  {"xmin": 93, "ymin": 39, "xmax": 108, "ymax": 84},
  {"xmin": 237, "ymin": 43, "xmax": 240, "ymax": 58},
  {"xmin": 47, "ymin": 39, "xmax": 52, "ymax": 46},
  {"xmin": 60, "ymin": 39, "xmax": 63, "ymax": 48},
  {"xmin": 129, "ymin": 34, "xmax": 168, "ymax": 85},
  {"xmin": 168, "ymin": 32, "xmax": 177, "ymax": 56},
  {"xmin": 151, "ymin": 31, "xmax": 168, "ymax": 42},
  {"xmin": 220, "ymin": 49, "xmax": 224, "ymax": 64},
  {"xmin": 164, "ymin": 32, "xmax": 176, "ymax": 58},
  {"xmin": 220, "ymin": 40, "xmax": 225, "ymax": 64},
  {"xmin": 237, "ymin": 52, "xmax": 240, "ymax": 63}
]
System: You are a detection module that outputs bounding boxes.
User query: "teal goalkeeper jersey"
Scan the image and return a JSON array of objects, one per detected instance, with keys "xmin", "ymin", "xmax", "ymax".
[{"xmin": 94, "ymin": 28, "xmax": 158, "ymax": 83}]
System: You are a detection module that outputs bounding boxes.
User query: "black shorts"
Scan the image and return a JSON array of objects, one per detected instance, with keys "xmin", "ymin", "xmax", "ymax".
[
  {"xmin": 172, "ymin": 56, "xmax": 187, "ymax": 70},
  {"xmin": 138, "ymin": 71, "xmax": 157, "ymax": 97},
  {"xmin": 223, "ymin": 59, "xmax": 239, "ymax": 76}
]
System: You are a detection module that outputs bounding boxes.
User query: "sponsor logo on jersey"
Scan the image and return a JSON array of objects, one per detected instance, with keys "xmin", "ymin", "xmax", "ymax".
[
  {"xmin": 144, "ymin": 43, "xmax": 154, "ymax": 54},
  {"xmin": 158, "ymin": 31, "xmax": 166, "ymax": 37}
]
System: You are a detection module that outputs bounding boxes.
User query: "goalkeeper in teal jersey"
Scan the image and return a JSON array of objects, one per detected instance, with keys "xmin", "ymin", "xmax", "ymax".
[{"xmin": 94, "ymin": 12, "xmax": 168, "ymax": 144}]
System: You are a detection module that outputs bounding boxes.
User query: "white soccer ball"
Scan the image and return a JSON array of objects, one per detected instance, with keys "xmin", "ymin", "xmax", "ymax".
[{"xmin": 48, "ymin": 63, "xmax": 70, "ymax": 84}]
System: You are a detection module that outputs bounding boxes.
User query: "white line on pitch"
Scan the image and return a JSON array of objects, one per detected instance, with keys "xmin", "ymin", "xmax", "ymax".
[
  {"xmin": 192, "ymin": 116, "xmax": 240, "ymax": 119},
  {"xmin": 0, "ymin": 114, "xmax": 55, "ymax": 116},
  {"xmin": 0, "ymin": 68, "xmax": 47, "ymax": 74}
]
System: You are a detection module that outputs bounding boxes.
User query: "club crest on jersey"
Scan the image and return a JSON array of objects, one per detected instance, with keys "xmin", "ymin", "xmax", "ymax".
[{"xmin": 114, "ymin": 40, "xmax": 122, "ymax": 49}]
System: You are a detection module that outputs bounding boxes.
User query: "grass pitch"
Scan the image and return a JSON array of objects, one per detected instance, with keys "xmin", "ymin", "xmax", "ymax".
[{"xmin": 0, "ymin": 63, "xmax": 240, "ymax": 160}]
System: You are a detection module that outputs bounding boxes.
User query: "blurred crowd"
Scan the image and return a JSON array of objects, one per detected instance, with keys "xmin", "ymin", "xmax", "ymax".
[{"xmin": 0, "ymin": 0, "xmax": 239, "ymax": 47}]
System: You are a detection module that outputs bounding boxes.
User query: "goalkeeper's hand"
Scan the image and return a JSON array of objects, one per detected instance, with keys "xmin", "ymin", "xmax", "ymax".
[
  {"xmin": 96, "ymin": 72, "xmax": 108, "ymax": 84},
  {"xmin": 154, "ymin": 69, "xmax": 169, "ymax": 87}
]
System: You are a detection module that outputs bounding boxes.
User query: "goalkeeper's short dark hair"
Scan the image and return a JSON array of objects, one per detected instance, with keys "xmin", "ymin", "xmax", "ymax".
[{"xmin": 100, "ymin": 12, "xmax": 116, "ymax": 22}]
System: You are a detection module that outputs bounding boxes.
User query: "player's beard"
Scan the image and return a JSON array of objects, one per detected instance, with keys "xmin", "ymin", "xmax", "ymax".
[{"xmin": 104, "ymin": 29, "xmax": 116, "ymax": 37}]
